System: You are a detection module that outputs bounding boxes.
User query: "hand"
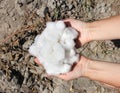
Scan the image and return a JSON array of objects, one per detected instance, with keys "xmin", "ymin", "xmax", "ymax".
[
  {"xmin": 34, "ymin": 56, "xmax": 89, "ymax": 80},
  {"xmin": 64, "ymin": 19, "xmax": 91, "ymax": 46},
  {"xmin": 34, "ymin": 19, "xmax": 91, "ymax": 80}
]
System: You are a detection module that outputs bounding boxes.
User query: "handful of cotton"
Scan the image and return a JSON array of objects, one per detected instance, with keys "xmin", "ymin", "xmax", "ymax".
[{"xmin": 29, "ymin": 21, "xmax": 79, "ymax": 75}]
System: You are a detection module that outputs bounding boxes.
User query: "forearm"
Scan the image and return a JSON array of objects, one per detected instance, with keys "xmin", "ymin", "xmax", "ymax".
[
  {"xmin": 87, "ymin": 15, "xmax": 120, "ymax": 41},
  {"xmin": 83, "ymin": 59, "xmax": 120, "ymax": 87}
]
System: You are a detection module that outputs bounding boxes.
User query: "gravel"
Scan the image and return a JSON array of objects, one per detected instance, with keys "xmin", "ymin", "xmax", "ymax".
[{"xmin": 0, "ymin": 0, "xmax": 120, "ymax": 93}]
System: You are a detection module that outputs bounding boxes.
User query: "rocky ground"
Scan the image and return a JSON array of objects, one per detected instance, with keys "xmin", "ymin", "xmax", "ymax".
[{"xmin": 0, "ymin": 0, "xmax": 120, "ymax": 93}]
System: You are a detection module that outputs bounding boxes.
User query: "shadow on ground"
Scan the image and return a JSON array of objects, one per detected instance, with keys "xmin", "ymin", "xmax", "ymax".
[{"xmin": 111, "ymin": 39, "xmax": 120, "ymax": 48}]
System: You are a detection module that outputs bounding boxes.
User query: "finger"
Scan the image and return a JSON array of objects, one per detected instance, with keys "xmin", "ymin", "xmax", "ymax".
[
  {"xmin": 56, "ymin": 74, "xmax": 69, "ymax": 80},
  {"xmin": 55, "ymin": 72, "xmax": 74, "ymax": 81},
  {"xmin": 63, "ymin": 18, "xmax": 73, "ymax": 22},
  {"xmin": 101, "ymin": 82, "xmax": 115, "ymax": 88},
  {"xmin": 34, "ymin": 58, "xmax": 42, "ymax": 66},
  {"xmin": 45, "ymin": 74, "xmax": 54, "ymax": 78}
]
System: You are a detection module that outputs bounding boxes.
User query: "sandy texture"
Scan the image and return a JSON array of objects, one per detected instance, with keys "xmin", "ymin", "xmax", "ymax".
[{"xmin": 0, "ymin": 0, "xmax": 120, "ymax": 93}]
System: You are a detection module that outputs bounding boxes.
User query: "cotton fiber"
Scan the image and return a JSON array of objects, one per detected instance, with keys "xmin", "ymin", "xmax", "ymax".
[{"xmin": 29, "ymin": 21, "xmax": 79, "ymax": 75}]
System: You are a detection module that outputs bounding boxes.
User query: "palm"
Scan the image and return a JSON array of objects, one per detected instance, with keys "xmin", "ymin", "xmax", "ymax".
[
  {"xmin": 34, "ymin": 56, "xmax": 88, "ymax": 80},
  {"xmin": 55, "ymin": 56, "xmax": 88, "ymax": 80},
  {"xmin": 64, "ymin": 19, "xmax": 90, "ymax": 45},
  {"xmin": 34, "ymin": 19, "xmax": 91, "ymax": 80}
]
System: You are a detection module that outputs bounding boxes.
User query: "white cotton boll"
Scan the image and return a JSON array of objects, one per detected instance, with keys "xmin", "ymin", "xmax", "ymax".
[
  {"xmin": 46, "ymin": 22, "xmax": 63, "ymax": 41},
  {"xmin": 53, "ymin": 43, "xmax": 65, "ymax": 61},
  {"xmin": 44, "ymin": 63, "xmax": 63, "ymax": 75},
  {"xmin": 34, "ymin": 35, "xmax": 46, "ymax": 47},
  {"xmin": 46, "ymin": 22, "xmax": 56, "ymax": 29},
  {"xmin": 40, "ymin": 43, "xmax": 53, "ymax": 61},
  {"xmin": 34, "ymin": 35, "xmax": 41, "ymax": 42},
  {"xmin": 29, "ymin": 44, "xmax": 39, "ymax": 57},
  {"xmin": 40, "ymin": 42, "xmax": 63, "ymax": 63},
  {"xmin": 65, "ymin": 50, "xmax": 70, "ymax": 58},
  {"xmin": 37, "ymin": 56, "xmax": 46, "ymax": 65},
  {"xmin": 46, "ymin": 33, "xmax": 59, "ymax": 43},
  {"xmin": 44, "ymin": 28, "xmax": 60, "ymax": 43},
  {"xmin": 37, "ymin": 55, "xmax": 49, "ymax": 66},
  {"xmin": 64, "ymin": 49, "xmax": 78, "ymax": 64},
  {"xmin": 60, "ymin": 39, "xmax": 75, "ymax": 50},
  {"xmin": 29, "ymin": 21, "xmax": 79, "ymax": 75},
  {"xmin": 44, "ymin": 63, "xmax": 56, "ymax": 75},
  {"xmin": 62, "ymin": 27, "xmax": 78, "ymax": 40},
  {"xmin": 60, "ymin": 28, "xmax": 69, "ymax": 40},
  {"xmin": 69, "ymin": 54, "xmax": 79, "ymax": 64},
  {"xmin": 63, "ymin": 58, "xmax": 69, "ymax": 64},
  {"xmin": 56, "ymin": 21, "xmax": 65, "ymax": 31},
  {"xmin": 67, "ymin": 27, "xmax": 78, "ymax": 39},
  {"xmin": 45, "ymin": 63, "xmax": 71, "ymax": 75},
  {"xmin": 70, "ymin": 49, "xmax": 75, "ymax": 57},
  {"xmin": 45, "ymin": 22, "xmax": 60, "ymax": 42},
  {"xmin": 62, "ymin": 64, "xmax": 71, "ymax": 73}
]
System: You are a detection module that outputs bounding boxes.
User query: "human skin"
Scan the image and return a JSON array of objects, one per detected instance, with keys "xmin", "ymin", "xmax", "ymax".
[{"xmin": 34, "ymin": 15, "xmax": 120, "ymax": 88}]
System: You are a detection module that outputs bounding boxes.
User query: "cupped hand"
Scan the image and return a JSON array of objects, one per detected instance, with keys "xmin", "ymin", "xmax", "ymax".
[
  {"xmin": 34, "ymin": 56, "xmax": 89, "ymax": 80},
  {"xmin": 34, "ymin": 19, "xmax": 91, "ymax": 80},
  {"xmin": 64, "ymin": 19, "xmax": 91, "ymax": 46}
]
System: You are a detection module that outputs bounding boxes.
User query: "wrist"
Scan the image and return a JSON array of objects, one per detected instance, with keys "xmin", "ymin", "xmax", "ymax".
[
  {"xmin": 78, "ymin": 22, "xmax": 94, "ymax": 45},
  {"xmin": 79, "ymin": 56, "xmax": 91, "ymax": 77},
  {"xmin": 82, "ymin": 58, "xmax": 94, "ymax": 78},
  {"xmin": 86, "ymin": 21, "xmax": 101, "ymax": 41},
  {"xmin": 82, "ymin": 59, "xmax": 106, "ymax": 80},
  {"xmin": 81, "ymin": 57, "xmax": 98, "ymax": 79}
]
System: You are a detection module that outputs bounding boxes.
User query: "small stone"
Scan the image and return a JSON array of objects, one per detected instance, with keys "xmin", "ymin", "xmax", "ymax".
[
  {"xmin": 43, "ymin": 88, "xmax": 49, "ymax": 93},
  {"xmin": 3, "ymin": 23, "xmax": 10, "ymax": 29},
  {"xmin": 36, "ymin": 7, "xmax": 45, "ymax": 17},
  {"xmin": 0, "ymin": 9, "xmax": 7, "ymax": 14},
  {"xmin": 26, "ymin": 0, "xmax": 34, "ymax": 4},
  {"xmin": 12, "ymin": 17, "xmax": 16, "ymax": 21},
  {"xmin": 22, "ymin": 40, "xmax": 33, "ymax": 50},
  {"xmin": 69, "ymin": 5, "xmax": 73, "ymax": 10},
  {"xmin": 101, "ymin": 7, "xmax": 105, "ymax": 13},
  {"xmin": 15, "ymin": 0, "xmax": 25, "ymax": 15},
  {"xmin": 0, "ymin": 70, "xmax": 4, "ymax": 77}
]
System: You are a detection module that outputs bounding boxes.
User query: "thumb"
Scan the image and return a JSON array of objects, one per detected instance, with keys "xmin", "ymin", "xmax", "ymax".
[
  {"xmin": 34, "ymin": 58, "xmax": 42, "ymax": 66},
  {"xmin": 55, "ymin": 71, "xmax": 75, "ymax": 81}
]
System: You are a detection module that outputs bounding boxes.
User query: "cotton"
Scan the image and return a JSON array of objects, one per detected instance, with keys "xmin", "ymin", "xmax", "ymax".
[{"xmin": 29, "ymin": 21, "xmax": 79, "ymax": 75}]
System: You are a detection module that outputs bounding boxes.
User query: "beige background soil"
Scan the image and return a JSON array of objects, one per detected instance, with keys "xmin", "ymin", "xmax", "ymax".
[{"xmin": 0, "ymin": 0, "xmax": 120, "ymax": 93}]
